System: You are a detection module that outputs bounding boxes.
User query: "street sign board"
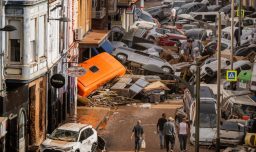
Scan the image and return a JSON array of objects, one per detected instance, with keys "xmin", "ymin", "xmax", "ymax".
[
  {"xmin": 236, "ymin": 8, "xmax": 245, "ymax": 17},
  {"xmin": 226, "ymin": 70, "xmax": 237, "ymax": 82},
  {"xmin": 51, "ymin": 74, "xmax": 65, "ymax": 88},
  {"xmin": 66, "ymin": 66, "xmax": 86, "ymax": 77}
]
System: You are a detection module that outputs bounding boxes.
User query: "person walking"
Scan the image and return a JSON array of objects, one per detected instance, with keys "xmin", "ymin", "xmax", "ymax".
[
  {"xmin": 131, "ymin": 120, "xmax": 144, "ymax": 152},
  {"xmin": 157, "ymin": 113, "xmax": 167, "ymax": 149},
  {"xmin": 170, "ymin": 8, "xmax": 177, "ymax": 26},
  {"xmin": 178, "ymin": 118, "xmax": 189, "ymax": 152},
  {"xmin": 163, "ymin": 117, "xmax": 176, "ymax": 152}
]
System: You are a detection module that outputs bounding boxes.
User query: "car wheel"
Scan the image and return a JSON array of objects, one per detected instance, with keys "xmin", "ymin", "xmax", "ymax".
[
  {"xmin": 205, "ymin": 67, "xmax": 214, "ymax": 77},
  {"xmin": 148, "ymin": 36, "xmax": 156, "ymax": 42},
  {"xmin": 75, "ymin": 150, "xmax": 80, "ymax": 152},
  {"xmin": 116, "ymin": 53, "xmax": 127, "ymax": 64},
  {"xmin": 161, "ymin": 66, "xmax": 173, "ymax": 74},
  {"xmin": 91, "ymin": 142, "xmax": 98, "ymax": 152}
]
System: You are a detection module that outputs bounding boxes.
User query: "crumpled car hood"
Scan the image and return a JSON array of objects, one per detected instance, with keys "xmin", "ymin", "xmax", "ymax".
[{"xmin": 42, "ymin": 138, "xmax": 77, "ymax": 149}]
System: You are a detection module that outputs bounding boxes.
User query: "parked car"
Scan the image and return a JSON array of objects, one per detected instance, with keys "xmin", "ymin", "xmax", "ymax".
[
  {"xmin": 207, "ymin": 5, "xmax": 222, "ymax": 11},
  {"xmin": 146, "ymin": 27, "xmax": 184, "ymax": 40},
  {"xmin": 190, "ymin": 88, "xmax": 217, "ymax": 145},
  {"xmin": 111, "ymin": 41, "xmax": 128, "ymax": 49},
  {"xmin": 158, "ymin": 33, "xmax": 187, "ymax": 46},
  {"xmin": 221, "ymin": 89, "xmax": 256, "ymax": 120},
  {"xmin": 220, "ymin": 4, "xmax": 255, "ymax": 17},
  {"xmin": 220, "ymin": 119, "xmax": 246, "ymax": 146},
  {"xmin": 177, "ymin": 2, "xmax": 208, "ymax": 15},
  {"xmin": 183, "ymin": 86, "xmax": 215, "ymax": 120},
  {"xmin": 171, "ymin": 0, "xmax": 194, "ymax": 10},
  {"xmin": 202, "ymin": 39, "xmax": 230, "ymax": 56},
  {"xmin": 182, "ymin": 24, "xmax": 198, "ymax": 31},
  {"xmin": 221, "ymin": 26, "xmax": 254, "ymax": 46},
  {"xmin": 135, "ymin": 8, "xmax": 154, "ymax": 23},
  {"xmin": 224, "ymin": 60, "xmax": 252, "ymax": 74},
  {"xmin": 130, "ymin": 21, "xmax": 157, "ymax": 30},
  {"xmin": 193, "ymin": 57, "xmax": 231, "ymax": 83},
  {"xmin": 132, "ymin": 43, "xmax": 164, "ymax": 53},
  {"xmin": 190, "ymin": 11, "xmax": 225, "ymax": 24},
  {"xmin": 145, "ymin": 6, "xmax": 167, "ymax": 20},
  {"xmin": 250, "ymin": 63, "xmax": 256, "ymax": 91},
  {"xmin": 234, "ymin": 44, "xmax": 256, "ymax": 57},
  {"xmin": 112, "ymin": 47, "xmax": 175, "ymax": 73},
  {"xmin": 78, "ymin": 53, "xmax": 126, "ymax": 97},
  {"xmin": 184, "ymin": 28, "xmax": 208, "ymax": 41},
  {"xmin": 40, "ymin": 123, "xmax": 98, "ymax": 152}
]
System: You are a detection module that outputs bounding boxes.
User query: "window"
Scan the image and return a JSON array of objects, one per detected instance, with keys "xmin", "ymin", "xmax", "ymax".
[
  {"xmin": 38, "ymin": 15, "xmax": 46, "ymax": 58},
  {"xmin": 241, "ymin": 64, "xmax": 251, "ymax": 70},
  {"xmin": 80, "ymin": 128, "xmax": 94, "ymax": 141},
  {"xmin": 30, "ymin": 18, "xmax": 37, "ymax": 62},
  {"xmin": 9, "ymin": 20, "xmax": 22, "ymax": 62},
  {"xmin": 89, "ymin": 66, "xmax": 99, "ymax": 73}
]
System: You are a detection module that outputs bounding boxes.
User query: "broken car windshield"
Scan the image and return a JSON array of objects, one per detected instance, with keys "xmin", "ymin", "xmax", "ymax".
[{"xmin": 50, "ymin": 129, "xmax": 79, "ymax": 142}]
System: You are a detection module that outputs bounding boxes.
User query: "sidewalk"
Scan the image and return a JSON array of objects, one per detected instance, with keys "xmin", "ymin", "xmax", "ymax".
[{"xmin": 77, "ymin": 106, "xmax": 111, "ymax": 130}]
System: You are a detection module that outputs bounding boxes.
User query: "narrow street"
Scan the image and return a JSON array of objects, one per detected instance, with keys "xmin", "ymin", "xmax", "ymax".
[{"xmin": 99, "ymin": 102, "xmax": 216, "ymax": 152}]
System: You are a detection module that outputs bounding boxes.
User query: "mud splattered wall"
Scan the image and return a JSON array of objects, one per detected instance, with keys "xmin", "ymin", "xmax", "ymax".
[{"xmin": 28, "ymin": 76, "xmax": 46, "ymax": 147}]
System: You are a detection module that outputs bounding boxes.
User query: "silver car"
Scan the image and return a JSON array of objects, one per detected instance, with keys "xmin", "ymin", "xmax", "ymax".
[{"xmin": 112, "ymin": 47, "xmax": 175, "ymax": 74}]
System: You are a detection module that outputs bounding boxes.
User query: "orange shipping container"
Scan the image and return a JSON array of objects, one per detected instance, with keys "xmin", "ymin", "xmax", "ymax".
[{"xmin": 78, "ymin": 52, "xmax": 126, "ymax": 97}]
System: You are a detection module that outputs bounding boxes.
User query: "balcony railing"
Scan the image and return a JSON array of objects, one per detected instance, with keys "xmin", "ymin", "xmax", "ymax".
[{"xmin": 92, "ymin": 7, "xmax": 106, "ymax": 19}]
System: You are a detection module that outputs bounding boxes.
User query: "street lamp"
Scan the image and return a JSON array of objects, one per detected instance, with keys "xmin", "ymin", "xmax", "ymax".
[
  {"xmin": 48, "ymin": 17, "xmax": 70, "ymax": 22},
  {"xmin": 0, "ymin": 25, "xmax": 17, "ymax": 32}
]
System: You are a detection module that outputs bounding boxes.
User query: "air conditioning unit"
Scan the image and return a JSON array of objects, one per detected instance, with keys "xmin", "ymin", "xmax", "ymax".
[{"xmin": 74, "ymin": 28, "xmax": 84, "ymax": 41}]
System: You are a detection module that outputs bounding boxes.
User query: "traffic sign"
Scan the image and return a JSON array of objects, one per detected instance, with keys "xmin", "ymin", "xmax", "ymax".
[
  {"xmin": 66, "ymin": 66, "xmax": 86, "ymax": 77},
  {"xmin": 226, "ymin": 70, "xmax": 237, "ymax": 81},
  {"xmin": 236, "ymin": 8, "xmax": 245, "ymax": 17}
]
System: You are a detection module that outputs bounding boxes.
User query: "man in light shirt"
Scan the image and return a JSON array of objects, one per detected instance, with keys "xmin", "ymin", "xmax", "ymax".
[
  {"xmin": 170, "ymin": 8, "xmax": 176, "ymax": 26},
  {"xmin": 177, "ymin": 118, "xmax": 189, "ymax": 152}
]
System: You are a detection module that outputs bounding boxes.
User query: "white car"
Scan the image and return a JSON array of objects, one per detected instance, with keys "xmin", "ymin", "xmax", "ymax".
[
  {"xmin": 40, "ymin": 123, "xmax": 98, "ymax": 152},
  {"xmin": 130, "ymin": 21, "xmax": 157, "ymax": 30},
  {"xmin": 222, "ymin": 26, "xmax": 254, "ymax": 46},
  {"xmin": 189, "ymin": 87, "xmax": 217, "ymax": 145}
]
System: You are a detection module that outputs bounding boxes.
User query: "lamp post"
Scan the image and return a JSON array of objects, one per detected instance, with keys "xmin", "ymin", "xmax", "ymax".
[
  {"xmin": 48, "ymin": 17, "xmax": 70, "ymax": 22},
  {"xmin": 216, "ymin": 12, "xmax": 221, "ymax": 152},
  {"xmin": 0, "ymin": 25, "xmax": 17, "ymax": 32}
]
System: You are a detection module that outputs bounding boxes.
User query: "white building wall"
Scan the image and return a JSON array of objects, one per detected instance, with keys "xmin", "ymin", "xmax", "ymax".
[
  {"xmin": 0, "ymin": 1, "xmax": 5, "ymax": 96},
  {"xmin": 4, "ymin": 0, "xmax": 64, "ymax": 81}
]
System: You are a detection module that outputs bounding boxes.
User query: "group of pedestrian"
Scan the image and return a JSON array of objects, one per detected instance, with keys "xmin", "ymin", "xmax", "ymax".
[{"xmin": 131, "ymin": 113, "xmax": 189, "ymax": 152}]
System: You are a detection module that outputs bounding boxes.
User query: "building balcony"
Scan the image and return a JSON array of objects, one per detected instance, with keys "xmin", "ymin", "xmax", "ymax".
[
  {"xmin": 4, "ymin": 57, "xmax": 56, "ymax": 82},
  {"xmin": 92, "ymin": 7, "xmax": 106, "ymax": 19}
]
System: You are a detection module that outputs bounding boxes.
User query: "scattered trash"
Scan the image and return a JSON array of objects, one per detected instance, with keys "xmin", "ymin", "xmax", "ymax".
[{"xmin": 140, "ymin": 103, "xmax": 152, "ymax": 109}]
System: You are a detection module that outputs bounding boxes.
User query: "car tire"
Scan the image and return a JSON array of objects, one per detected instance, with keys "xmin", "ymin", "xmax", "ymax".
[
  {"xmin": 75, "ymin": 150, "xmax": 80, "ymax": 152},
  {"xmin": 161, "ymin": 66, "xmax": 173, "ymax": 74},
  {"xmin": 148, "ymin": 36, "xmax": 156, "ymax": 42},
  {"xmin": 91, "ymin": 142, "xmax": 98, "ymax": 152},
  {"xmin": 116, "ymin": 53, "xmax": 127, "ymax": 64},
  {"xmin": 205, "ymin": 67, "xmax": 214, "ymax": 77}
]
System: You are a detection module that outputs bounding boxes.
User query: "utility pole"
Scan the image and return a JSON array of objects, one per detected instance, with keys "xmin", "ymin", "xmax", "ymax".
[
  {"xmin": 216, "ymin": 12, "xmax": 221, "ymax": 152},
  {"xmin": 195, "ymin": 58, "xmax": 200, "ymax": 152},
  {"xmin": 140, "ymin": 0, "xmax": 144, "ymax": 10},
  {"xmin": 231, "ymin": 0, "xmax": 235, "ymax": 70},
  {"xmin": 238, "ymin": 0, "xmax": 242, "ymax": 47}
]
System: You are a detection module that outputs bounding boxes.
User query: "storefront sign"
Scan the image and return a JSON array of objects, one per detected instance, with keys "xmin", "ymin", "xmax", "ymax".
[
  {"xmin": 50, "ymin": 74, "xmax": 65, "ymax": 88},
  {"xmin": 66, "ymin": 66, "xmax": 86, "ymax": 77}
]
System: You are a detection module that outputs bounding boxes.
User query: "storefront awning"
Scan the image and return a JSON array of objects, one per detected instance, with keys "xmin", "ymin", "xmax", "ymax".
[{"xmin": 79, "ymin": 30, "xmax": 109, "ymax": 48}]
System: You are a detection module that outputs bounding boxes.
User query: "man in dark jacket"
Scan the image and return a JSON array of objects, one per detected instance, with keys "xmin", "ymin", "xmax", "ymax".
[
  {"xmin": 131, "ymin": 120, "xmax": 144, "ymax": 152},
  {"xmin": 157, "ymin": 113, "xmax": 167, "ymax": 149},
  {"xmin": 163, "ymin": 117, "xmax": 176, "ymax": 152}
]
